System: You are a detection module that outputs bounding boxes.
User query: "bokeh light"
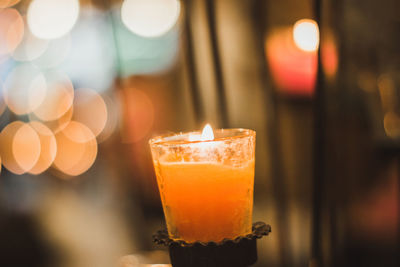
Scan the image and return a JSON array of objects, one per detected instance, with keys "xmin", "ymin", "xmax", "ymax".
[
  {"xmin": 60, "ymin": 8, "xmax": 115, "ymax": 93},
  {"xmin": 28, "ymin": 121, "xmax": 57, "ymax": 175},
  {"xmin": 3, "ymin": 63, "xmax": 47, "ymax": 115},
  {"xmin": 115, "ymin": 18, "xmax": 179, "ymax": 76},
  {"xmin": 0, "ymin": 8, "xmax": 24, "ymax": 58},
  {"xmin": 293, "ymin": 19, "xmax": 320, "ymax": 52},
  {"xmin": 29, "ymin": 106, "xmax": 73, "ymax": 134},
  {"xmin": 321, "ymin": 33, "xmax": 338, "ymax": 78},
  {"xmin": 53, "ymin": 121, "xmax": 98, "ymax": 176},
  {"xmin": 32, "ymin": 34, "xmax": 71, "ymax": 69},
  {"xmin": 32, "ymin": 71, "xmax": 74, "ymax": 121},
  {"xmin": 97, "ymin": 94, "xmax": 119, "ymax": 143},
  {"xmin": 27, "ymin": 0, "xmax": 80, "ymax": 40},
  {"xmin": 121, "ymin": 88, "xmax": 154, "ymax": 142},
  {"xmin": 13, "ymin": 123, "xmax": 41, "ymax": 173},
  {"xmin": 114, "ymin": 1, "xmax": 179, "ymax": 76},
  {"xmin": 0, "ymin": 121, "xmax": 25, "ymax": 174},
  {"xmin": 266, "ymin": 27, "xmax": 317, "ymax": 95},
  {"xmin": 0, "ymin": 121, "xmax": 41, "ymax": 174},
  {"xmin": 73, "ymin": 88, "xmax": 107, "ymax": 138},
  {"xmin": 13, "ymin": 17, "xmax": 49, "ymax": 62},
  {"xmin": 121, "ymin": 0, "xmax": 180, "ymax": 38}
]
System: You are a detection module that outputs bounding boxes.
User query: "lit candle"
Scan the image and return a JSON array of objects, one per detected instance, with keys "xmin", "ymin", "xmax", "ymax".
[
  {"xmin": 149, "ymin": 125, "xmax": 256, "ymax": 243},
  {"xmin": 265, "ymin": 19, "xmax": 319, "ymax": 96},
  {"xmin": 265, "ymin": 19, "xmax": 338, "ymax": 96}
]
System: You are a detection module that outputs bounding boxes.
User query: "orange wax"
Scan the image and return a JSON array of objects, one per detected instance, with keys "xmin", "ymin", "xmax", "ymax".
[{"xmin": 154, "ymin": 159, "xmax": 255, "ymax": 243}]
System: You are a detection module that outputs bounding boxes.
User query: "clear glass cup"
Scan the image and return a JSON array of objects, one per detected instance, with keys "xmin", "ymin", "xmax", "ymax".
[{"xmin": 149, "ymin": 128, "xmax": 256, "ymax": 243}]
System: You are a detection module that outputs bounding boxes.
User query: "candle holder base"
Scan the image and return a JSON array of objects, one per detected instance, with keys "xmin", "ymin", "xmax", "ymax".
[{"xmin": 153, "ymin": 221, "xmax": 271, "ymax": 267}]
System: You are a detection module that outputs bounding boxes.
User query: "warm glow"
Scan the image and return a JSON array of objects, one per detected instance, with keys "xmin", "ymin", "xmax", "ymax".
[
  {"xmin": 0, "ymin": 121, "xmax": 42, "ymax": 174},
  {"xmin": 150, "ymin": 129, "xmax": 255, "ymax": 242},
  {"xmin": 13, "ymin": 123, "xmax": 41, "ymax": 173},
  {"xmin": 32, "ymin": 71, "xmax": 74, "ymax": 121},
  {"xmin": 28, "ymin": 121, "xmax": 57, "ymax": 175},
  {"xmin": 201, "ymin": 124, "xmax": 214, "ymax": 141},
  {"xmin": 293, "ymin": 19, "xmax": 319, "ymax": 52},
  {"xmin": 73, "ymin": 88, "xmax": 108, "ymax": 137},
  {"xmin": 121, "ymin": 0, "xmax": 180, "ymax": 37},
  {"xmin": 188, "ymin": 134, "xmax": 201, "ymax": 141},
  {"xmin": 0, "ymin": 121, "xmax": 26, "ymax": 174},
  {"xmin": 53, "ymin": 121, "xmax": 98, "ymax": 176},
  {"xmin": 27, "ymin": 0, "xmax": 79, "ymax": 40},
  {"xmin": 0, "ymin": 8, "xmax": 24, "ymax": 57},
  {"xmin": 3, "ymin": 64, "xmax": 47, "ymax": 115}
]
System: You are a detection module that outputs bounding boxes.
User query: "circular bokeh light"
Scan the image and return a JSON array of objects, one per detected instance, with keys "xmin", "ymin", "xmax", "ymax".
[
  {"xmin": 27, "ymin": 0, "xmax": 80, "ymax": 40},
  {"xmin": 13, "ymin": 123, "xmax": 41, "ymax": 173},
  {"xmin": 121, "ymin": 0, "xmax": 180, "ymax": 38},
  {"xmin": 0, "ymin": 121, "xmax": 41, "ymax": 174},
  {"xmin": 32, "ymin": 71, "xmax": 74, "ymax": 121},
  {"xmin": 29, "ymin": 106, "xmax": 73, "ymax": 134},
  {"xmin": 33, "ymin": 34, "xmax": 71, "ymax": 69},
  {"xmin": 97, "ymin": 94, "xmax": 119, "ymax": 143},
  {"xmin": 3, "ymin": 63, "xmax": 47, "ymax": 115},
  {"xmin": 0, "ymin": 121, "xmax": 25, "ymax": 174},
  {"xmin": 13, "ymin": 17, "xmax": 49, "ymax": 61},
  {"xmin": 0, "ymin": 8, "xmax": 24, "ymax": 57},
  {"xmin": 28, "ymin": 121, "xmax": 57, "ymax": 175},
  {"xmin": 53, "ymin": 121, "xmax": 97, "ymax": 176},
  {"xmin": 73, "ymin": 88, "xmax": 107, "ymax": 137}
]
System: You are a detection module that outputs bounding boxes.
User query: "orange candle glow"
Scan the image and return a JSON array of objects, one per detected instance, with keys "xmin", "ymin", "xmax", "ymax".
[{"xmin": 149, "ymin": 125, "xmax": 255, "ymax": 243}]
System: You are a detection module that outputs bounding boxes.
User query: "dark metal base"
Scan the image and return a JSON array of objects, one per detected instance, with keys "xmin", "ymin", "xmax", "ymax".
[{"xmin": 153, "ymin": 221, "xmax": 271, "ymax": 267}]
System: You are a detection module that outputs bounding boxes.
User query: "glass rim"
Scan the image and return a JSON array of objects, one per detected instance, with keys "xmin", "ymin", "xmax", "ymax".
[{"xmin": 149, "ymin": 128, "xmax": 256, "ymax": 147}]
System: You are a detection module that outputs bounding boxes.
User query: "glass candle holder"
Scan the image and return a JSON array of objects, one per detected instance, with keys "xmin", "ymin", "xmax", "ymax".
[{"xmin": 149, "ymin": 128, "xmax": 256, "ymax": 243}]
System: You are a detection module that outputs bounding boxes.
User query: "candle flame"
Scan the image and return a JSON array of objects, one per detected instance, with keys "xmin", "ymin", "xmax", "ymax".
[
  {"xmin": 201, "ymin": 124, "xmax": 214, "ymax": 141},
  {"xmin": 293, "ymin": 19, "xmax": 319, "ymax": 52}
]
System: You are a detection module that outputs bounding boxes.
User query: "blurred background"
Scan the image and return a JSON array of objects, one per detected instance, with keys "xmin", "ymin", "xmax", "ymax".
[{"xmin": 0, "ymin": 0, "xmax": 399, "ymax": 266}]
